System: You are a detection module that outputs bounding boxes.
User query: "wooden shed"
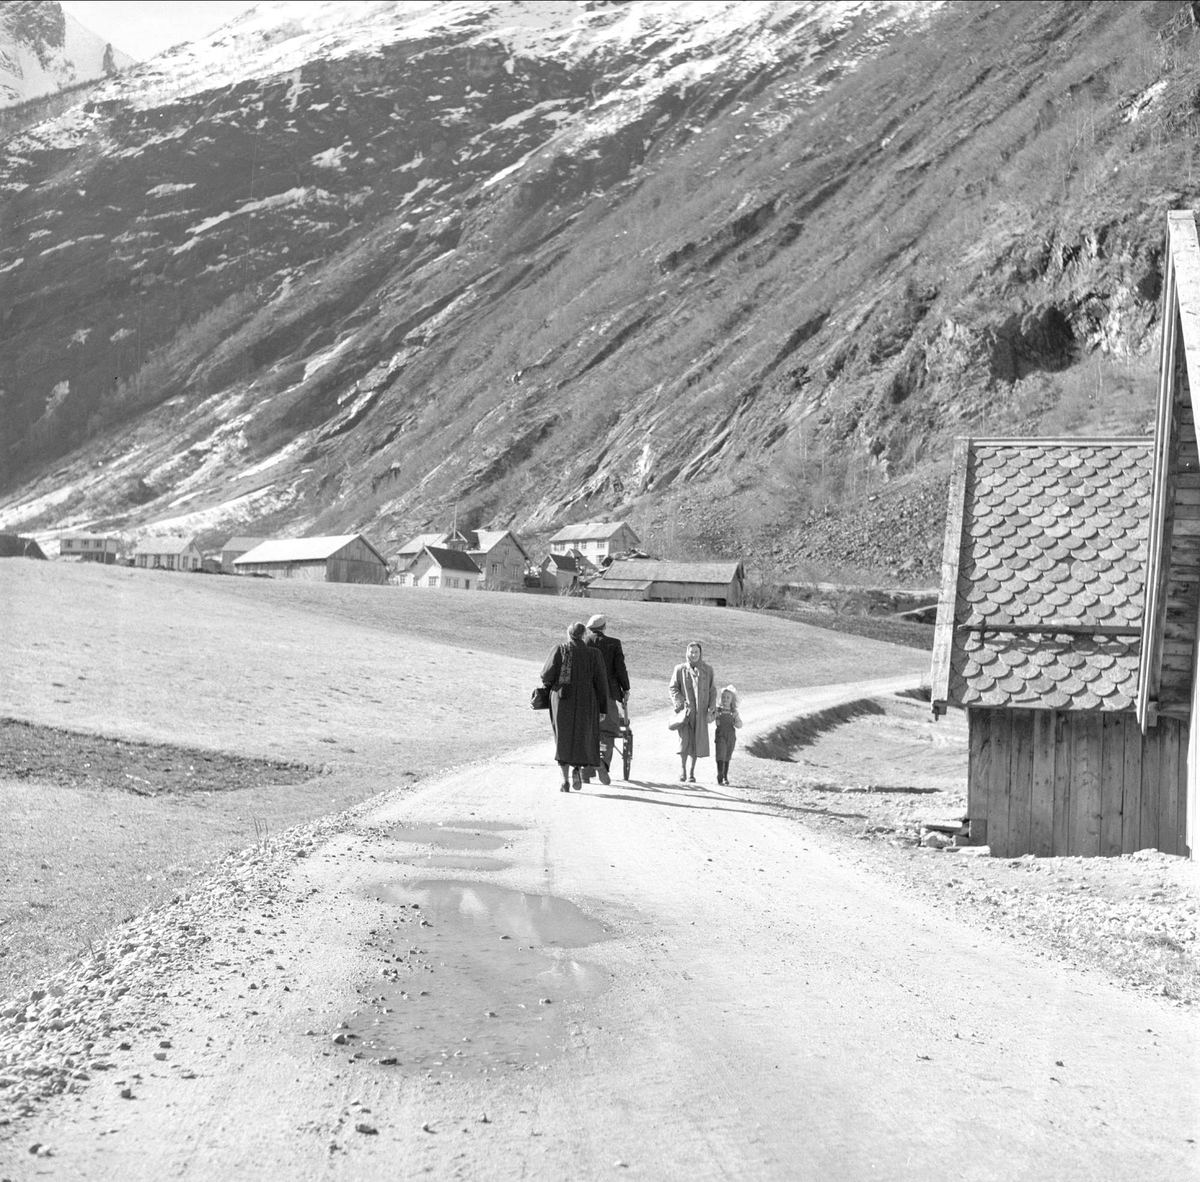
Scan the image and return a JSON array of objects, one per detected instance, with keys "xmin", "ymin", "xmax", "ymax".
[
  {"xmin": 928, "ymin": 437, "xmax": 1183, "ymax": 857},
  {"xmin": 590, "ymin": 559, "xmax": 745, "ymax": 607},
  {"xmin": 233, "ymin": 535, "xmax": 388, "ymax": 583}
]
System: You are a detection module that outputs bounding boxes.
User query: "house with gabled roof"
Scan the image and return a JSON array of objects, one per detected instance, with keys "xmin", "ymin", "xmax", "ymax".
[
  {"xmin": 589, "ymin": 558, "xmax": 745, "ymax": 606},
  {"xmin": 132, "ymin": 535, "xmax": 202, "ymax": 572},
  {"xmin": 233, "ymin": 535, "xmax": 388, "ymax": 583},
  {"xmin": 539, "ymin": 550, "xmax": 596, "ymax": 594},
  {"xmin": 398, "ymin": 545, "xmax": 481, "ymax": 590},
  {"xmin": 549, "ymin": 521, "xmax": 639, "ymax": 562},
  {"xmin": 461, "ymin": 529, "xmax": 529, "ymax": 591}
]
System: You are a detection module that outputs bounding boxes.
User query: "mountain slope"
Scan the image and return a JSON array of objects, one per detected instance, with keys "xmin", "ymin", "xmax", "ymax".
[
  {"xmin": 0, "ymin": 1, "xmax": 132, "ymax": 108},
  {"xmin": 1, "ymin": 0, "xmax": 1198, "ymax": 579}
]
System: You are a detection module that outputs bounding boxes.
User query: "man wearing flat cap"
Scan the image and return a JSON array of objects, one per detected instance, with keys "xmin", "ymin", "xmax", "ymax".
[{"xmin": 584, "ymin": 614, "xmax": 629, "ymax": 784}]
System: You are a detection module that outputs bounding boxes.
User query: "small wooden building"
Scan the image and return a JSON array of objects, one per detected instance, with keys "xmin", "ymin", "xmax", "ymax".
[
  {"xmin": 132, "ymin": 535, "xmax": 202, "ymax": 572},
  {"xmin": 549, "ymin": 521, "xmax": 640, "ymax": 562},
  {"xmin": 398, "ymin": 545, "xmax": 481, "ymax": 590},
  {"xmin": 0, "ymin": 533, "xmax": 47, "ymax": 559},
  {"xmin": 463, "ymin": 529, "xmax": 530, "ymax": 591},
  {"xmin": 220, "ymin": 535, "xmax": 270, "ymax": 573},
  {"xmin": 539, "ymin": 550, "xmax": 595, "ymax": 593},
  {"xmin": 929, "ymin": 438, "xmax": 1178, "ymax": 857},
  {"xmin": 233, "ymin": 535, "xmax": 388, "ymax": 583},
  {"xmin": 590, "ymin": 559, "xmax": 745, "ymax": 607},
  {"xmin": 59, "ymin": 533, "xmax": 119, "ymax": 563}
]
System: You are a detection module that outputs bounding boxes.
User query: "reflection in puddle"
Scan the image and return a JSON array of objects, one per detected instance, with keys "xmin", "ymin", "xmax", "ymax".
[
  {"xmin": 383, "ymin": 853, "xmax": 512, "ymax": 872},
  {"xmin": 385, "ymin": 821, "xmax": 523, "ymax": 852},
  {"xmin": 343, "ymin": 880, "xmax": 611, "ymax": 1076}
]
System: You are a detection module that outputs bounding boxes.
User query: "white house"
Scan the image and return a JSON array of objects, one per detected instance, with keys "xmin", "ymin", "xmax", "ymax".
[
  {"xmin": 131, "ymin": 535, "xmax": 202, "ymax": 571},
  {"xmin": 548, "ymin": 521, "xmax": 640, "ymax": 562},
  {"xmin": 397, "ymin": 545, "xmax": 482, "ymax": 590}
]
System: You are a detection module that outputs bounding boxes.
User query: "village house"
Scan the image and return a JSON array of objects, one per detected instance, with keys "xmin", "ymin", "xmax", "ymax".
[
  {"xmin": 396, "ymin": 527, "xmax": 529, "ymax": 589},
  {"xmin": 132, "ymin": 535, "xmax": 203, "ymax": 572},
  {"xmin": 548, "ymin": 521, "xmax": 640, "ymax": 562},
  {"xmin": 539, "ymin": 550, "xmax": 597, "ymax": 594},
  {"xmin": 463, "ymin": 529, "xmax": 530, "ymax": 590},
  {"xmin": 220, "ymin": 535, "xmax": 270, "ymax": 573},
  {"xmin": 589, "ymin": 558, "xmax": 745, "ymax": 607},
  {"xmin": 930, "ymin": 209, "xmax": 1200, "ymax": 862},
  {"xmin": 0, "ymin": 534, "xmax": 47, "ymax": 560},
  {"xmin": 59, "ymin": 533, "xmax": 120, "ymax": 563},
  {"xmin": 397, "ymin": 545, "xmax": 482, "ymax": 589},
  {"xmin": 233, "ymin": 535, "xmax": 388, "ymax": 583}
]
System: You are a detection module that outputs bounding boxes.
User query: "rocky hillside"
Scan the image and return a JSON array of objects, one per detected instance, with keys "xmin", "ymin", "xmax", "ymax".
[
  {"xmin": 0, "ymin": 1, "xmax": 131, "ymax": 109},
  {"xmin": 1, "ymin": 0, "xmax": 1198, "ymax": 580}
]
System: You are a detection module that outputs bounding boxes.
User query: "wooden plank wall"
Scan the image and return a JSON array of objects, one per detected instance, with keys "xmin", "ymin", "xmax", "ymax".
[
  {"xmin": 1160, "ymin": 336, "xmax": 1200, "ymax": 717},
  {"xmin": 969, "ymin": 709, "xmax": 1188, "ymax": 858}
]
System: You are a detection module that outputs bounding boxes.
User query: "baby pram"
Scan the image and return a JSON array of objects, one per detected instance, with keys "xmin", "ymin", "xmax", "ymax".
[{"xmin": 601, "ymin": 705, "xmax": 634, "ymax": 780}]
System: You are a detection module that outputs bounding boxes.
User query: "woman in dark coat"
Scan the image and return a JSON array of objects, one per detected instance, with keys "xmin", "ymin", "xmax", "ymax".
[{"xmin": 541, "ymin": 621, "xmax": 609, "ymax": 792}]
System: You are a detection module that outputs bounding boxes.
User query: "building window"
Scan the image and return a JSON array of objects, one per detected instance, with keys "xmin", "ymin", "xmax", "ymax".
[
  {"xmin": 447, "ymin": 577, "xmax": 459, "ymax": 589},
  {"xmin": 427, "ymin": 575, "xmax": 439, "ymax": 587},
  {"xmin": 465, "ymin": 579, "xmax": 472, "ymax": 590}
]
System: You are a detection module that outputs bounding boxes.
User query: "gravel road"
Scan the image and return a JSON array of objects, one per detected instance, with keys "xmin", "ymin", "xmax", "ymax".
[{"xmin": 2, "ymin": 678, "xmax": 1196, "ymax": 1180}]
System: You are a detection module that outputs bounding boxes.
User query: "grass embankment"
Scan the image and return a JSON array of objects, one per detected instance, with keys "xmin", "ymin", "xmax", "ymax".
[{"xmin": 0, "ymin": 561, "xmax": 927, "ymax": 996}]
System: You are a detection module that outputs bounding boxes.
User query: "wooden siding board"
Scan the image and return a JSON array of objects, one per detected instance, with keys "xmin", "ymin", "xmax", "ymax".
[
  {"xmin": 931, "ymin": 438, "xmax": 970, "ymax": 706},
  {"xmin": 1074, "ymin": 714, "xmax": 1104, "ymax": 857},
  {"xmin": 967, "ymin": 711, "xmax": 989, "ymax": 845},
  {"xmin": 1007, "ymin": 710, "xmax": 1034, "ymax": 856},
  {"xmin": 1122, "ymin": 718, "xmax": 1144, "ymax": 855},
  {"xmin": 1030, "ymin": 710, "xmax": 1055, "ymax": 857},
  {"xmin": 1160, "ymin": 725, "xmax": 1181, "ymax": 857},
  {"xmin": 1141, "ymin": 733, "xmax": 1161, "ymax": 853},
  {"xmin": 1100, "ymin": 714, "xmax": 1126, "ymax": 857},
  {"xmin": 1052, "ymin": 712, "xmax": 1072, "ymax": 856},
  {"xmin": 986, "ymin": 711, "xmax": 1013, "ymax": 857}
]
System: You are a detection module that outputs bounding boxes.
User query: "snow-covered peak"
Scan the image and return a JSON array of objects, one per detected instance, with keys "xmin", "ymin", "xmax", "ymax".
[
  {"xmin": 97, "ymin": 0, "xmax": 938, "ymax": 112},
  {"xmin": 0, "ymin": 1, "xmax": 133, "ymax": 109}
]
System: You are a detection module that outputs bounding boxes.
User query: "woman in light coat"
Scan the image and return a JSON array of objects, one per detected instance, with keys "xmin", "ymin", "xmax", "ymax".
[{"xmin": 668, "ymin": 640, "xmax": 716, "ymax": 783}]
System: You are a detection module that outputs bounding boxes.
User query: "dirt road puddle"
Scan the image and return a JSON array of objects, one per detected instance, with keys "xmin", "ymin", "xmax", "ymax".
[
  {"xmin": 385, "ymin": 853, "xmax": 512, "ymax": 872},
  {"xmin": 344, "ymin": 879, "xmax": 610, "ymax": 1076},
  {"xmin": 384, "ymin": 820, "xmax": 521, "ymax": 852}
]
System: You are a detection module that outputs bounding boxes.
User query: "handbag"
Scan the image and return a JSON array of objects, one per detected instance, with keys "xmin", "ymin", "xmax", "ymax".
[{"xmin": 531, "ymin": 685, "xmax": 551, "ymax": 710}]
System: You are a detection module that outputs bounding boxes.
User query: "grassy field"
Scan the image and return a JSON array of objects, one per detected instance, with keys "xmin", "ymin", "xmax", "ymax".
[{"xmin": 0, "ymin": 561, "xmax": 927, "ymax": 996}]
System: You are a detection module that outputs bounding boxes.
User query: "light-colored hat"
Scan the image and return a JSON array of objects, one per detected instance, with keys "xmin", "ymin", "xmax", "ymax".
[{"xmin": 586, "ymin": 614, "xmax": 607, "ymax": 631}]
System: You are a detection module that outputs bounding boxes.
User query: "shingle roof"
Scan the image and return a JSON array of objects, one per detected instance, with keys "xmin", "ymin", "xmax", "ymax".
[
  {"xmin": 234, "ymin": 536, "xmax": 363, "ymax": 564},
  {"xmin": 544, "ymin": 552, "xmax": 580, "ymax": 572},
  {"xmin": 423, "ymin": 546, "xmax": 481, "ymax": 574},
  {"xmin": 548, "ymin": 521, "xmax": 636, "ymax": 543},
  {"xmin": 132, "ymin": 535, "xmax": 197, "ymax": 555},
  {"xmin": 598, "ymin": 559, "xmax": 743, "ymax": 584},
  {"xmin": 934, "ymin": 439, "xmax": 1152, "ymax": 712}
]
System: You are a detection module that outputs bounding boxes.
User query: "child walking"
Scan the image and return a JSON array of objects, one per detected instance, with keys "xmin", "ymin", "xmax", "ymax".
[{"xmin": 714, "ymin": 685, "xmax": 742, "ymax": 786}]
